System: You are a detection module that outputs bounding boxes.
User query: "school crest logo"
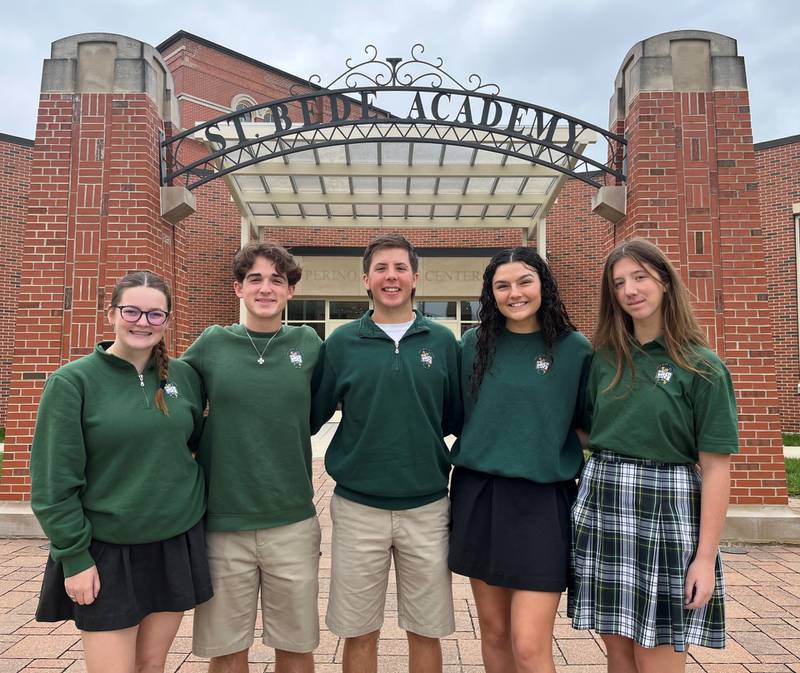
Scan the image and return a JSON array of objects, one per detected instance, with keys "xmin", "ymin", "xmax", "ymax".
[
  {"xmin": 419, "ymin": 349, "xmax": 434, "ymax": 369},
  {"xmin": 164, "ymin": 382, "xmax": 179, "ymax": 399},
  {"xmin": 288, "ymin": 349, "xmax": 303, "ymax": 368},
  {"xmin": 535, "ymin": 354, "xmax": 552, "ymax": 375},
  {"xmin": 655, "ymin": 363, "xmax": 674, "ymax": 385}
]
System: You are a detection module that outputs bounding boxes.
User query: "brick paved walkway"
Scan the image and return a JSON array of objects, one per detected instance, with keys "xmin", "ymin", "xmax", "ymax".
[{"xmin": 0, "ymin": 461, "xmax": 799, "ymax": 672}]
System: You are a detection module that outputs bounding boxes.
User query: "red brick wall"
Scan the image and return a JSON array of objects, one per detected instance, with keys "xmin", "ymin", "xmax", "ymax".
[
  {"xmin": 161, "ymin": 36, "xmax": 384, "ymax": 135},
  {"xmin": 619, "ymin": 90, "xmax": 787, "ymax": 505},
  {"xmin": 546, "ymin": 178, "xmax": 612, "ymax": 336},
  {"xmin": 0, "ymin": 92, "xmax": 186, "ymax": 500},
  {"xmin": 0, "ymin": 136, "xmax": 31, "ymax": 424},
  {"xmin": 758, "ymin": 137, "xmax": 800, "ymax": 432},
  {"xmin": 162, "ymin": 37, "xmax": 304, "ymax": 128},
  {"xmin": 173, "ymin": 154, "xmax": 241, "ymax": 353}
]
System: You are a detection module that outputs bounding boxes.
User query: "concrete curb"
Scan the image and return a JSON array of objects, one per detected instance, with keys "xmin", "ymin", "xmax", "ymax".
[
  {"xmin": 2, "ymin": 497, "xmax": 800, "ymax": 545},
  {"xmin": 722, "ymin": 503, "xmax": 800, "ymax": 545},
  {"xmin": 0, "ymin": 502, "xmax": 43, "ymax": 537},
  {"xmin": 785, "ymin": 446, "xmax": 800, "ymax": 459}
]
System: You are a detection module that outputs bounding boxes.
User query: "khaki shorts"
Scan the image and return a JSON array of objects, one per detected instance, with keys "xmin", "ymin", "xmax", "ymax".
[
  {"xmin": 326, "ymin": 494, "xmax": 454, "ymax": 639},
  {"xmin": 192, "ymin": 516, "xmax": 321, "ymax": 657}
]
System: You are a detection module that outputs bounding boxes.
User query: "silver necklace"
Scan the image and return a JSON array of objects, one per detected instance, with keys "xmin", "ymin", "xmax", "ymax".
[{"xmin": 244, "ymin": 326, "xmax": 281, "ymax": 365}]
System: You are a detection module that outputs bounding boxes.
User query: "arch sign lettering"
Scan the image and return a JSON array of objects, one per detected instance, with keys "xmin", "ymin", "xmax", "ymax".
[{"xmin": 161, "ymin": 45, "xmax": 626, "ymax": 190}]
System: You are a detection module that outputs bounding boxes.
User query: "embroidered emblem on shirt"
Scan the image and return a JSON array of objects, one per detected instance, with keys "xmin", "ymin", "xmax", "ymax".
[
  {"xmin": 655, "ymin": 363, "xmax": 674, "ymax": 385},
  {"xmin": 288, "ymin": 349, "xmax": 303, "ymax": 368},
  {"xmin": 164, "ymin": 382, "xmax": 179, "ymax": 398},
  {"xmin": 535, "ymin": 355, "xmax": 552, "ymax": 375},
  {"xmin": 419, "ymin": 349, "xmax": 434, "ymax": 368}
]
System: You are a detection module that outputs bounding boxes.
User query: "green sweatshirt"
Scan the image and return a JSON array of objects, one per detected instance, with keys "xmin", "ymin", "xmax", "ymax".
[
  {"xmin": 311, "ymin": 310, "xmax": 461, "ymax": 510},
  {"xmin": 586, "ymin": 339, "xmax": 739, "ymax": 463},
  {"xmin": 451, "ymin": 327, "xmax": 592, "ymax": 482},
  {"xmin": 30, "ymin": 343, "xmax": 206, "ymax": 577},
  {"xmin": 182, "ymin": 324, "xmax": 322, "ymax": 531}
]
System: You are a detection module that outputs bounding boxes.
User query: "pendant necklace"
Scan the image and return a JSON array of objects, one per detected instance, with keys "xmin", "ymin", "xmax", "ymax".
[{"xmin": 244, "ymin": 326, "xmax": 281, "ymax": 365}]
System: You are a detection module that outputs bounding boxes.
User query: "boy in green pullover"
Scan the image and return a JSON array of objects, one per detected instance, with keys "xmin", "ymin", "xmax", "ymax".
[
  {"xmin": 183, "ymin": 243, "xmax": 322, "ymax": 673},
  {"xmin": 311, "ymin": 234, "xmax": 461, "ymax": 673}
]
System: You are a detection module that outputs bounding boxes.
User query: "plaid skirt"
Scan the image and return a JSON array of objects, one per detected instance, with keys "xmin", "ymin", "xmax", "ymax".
[{"xmin": 568, "ymin": 451, "xmax": 726, "ymax": 651}]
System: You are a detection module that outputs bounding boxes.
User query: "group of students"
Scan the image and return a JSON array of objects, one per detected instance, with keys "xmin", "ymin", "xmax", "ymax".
[{"xmin": 29, "ymin": 233, "xmax": 738, "ymax": 673}]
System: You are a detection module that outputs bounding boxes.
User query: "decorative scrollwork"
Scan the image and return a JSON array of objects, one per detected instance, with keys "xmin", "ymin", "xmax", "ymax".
[{"xmin": 298, "ymin": 43, "xmax": 501, "ymax": 94}]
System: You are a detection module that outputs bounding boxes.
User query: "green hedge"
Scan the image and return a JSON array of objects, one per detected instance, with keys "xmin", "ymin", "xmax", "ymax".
[{"xmin": 787, "ymin": 458, "xmax": 800, "ymax": 497}]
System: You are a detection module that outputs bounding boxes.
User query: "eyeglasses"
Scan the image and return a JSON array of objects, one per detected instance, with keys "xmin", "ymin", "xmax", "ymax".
[{"xmin": 114, "ymin": 305, "xmax": 170, "ymax": 326}]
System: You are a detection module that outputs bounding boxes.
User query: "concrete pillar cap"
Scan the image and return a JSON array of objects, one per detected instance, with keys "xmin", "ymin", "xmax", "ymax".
[
  {"xmin": 41, "ymin": 32, "xmax": 180, "ymax": 127},
  {"xmin": 609, "ymin": 30, "xmax": 748, "ymax": 126}
]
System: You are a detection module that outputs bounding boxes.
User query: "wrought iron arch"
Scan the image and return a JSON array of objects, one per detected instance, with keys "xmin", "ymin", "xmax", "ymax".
[{"xmin": 161, "ymin": 45, "xmax": 626, "ymax": 191}]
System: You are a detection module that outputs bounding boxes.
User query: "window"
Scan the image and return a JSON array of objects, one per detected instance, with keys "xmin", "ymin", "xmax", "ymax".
[
  {"xmin": 286, "ymin": 299, "xmax": 325, "ymax": 339},
  {"xmin": 460, "ymin": 300, "xmax": 480, "ymax": 335},
  {"xmin": 235, "ymin": 102, "xmax": 253, "ymax": 122},
  {"xmin": 232, "ymin": 95, "xmax": 256, "ymax": 122},
  {"xmin": 416, "ymin": 301, "xmax": 456, "ymax": 320},
  {"xmin": 330, "ymin": 300, "xmax": 369, "ymax": 319},
  {"xmin": 287, "ymin": 299, "xmax": 325, "ymax": 321},
  {"xmin": 283, "ymin": 298, "xmax": 480, "ymax": 339},
  {"xmin": 416, "ymin": 299, "xmax": 480, "ymax": 336}
]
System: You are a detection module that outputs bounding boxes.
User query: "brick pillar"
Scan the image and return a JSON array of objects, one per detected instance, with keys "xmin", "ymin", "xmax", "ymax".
[
  {"xmin": 0, "ymin": 136, "xmax": 32, "ymax": 426},
  {"xmin": 0, "ymin": 34, "xmax": 187, "ymax": 514},
  {"xmin": 610, "ymin": 31, "xmax": 790, "ymax": 521}
]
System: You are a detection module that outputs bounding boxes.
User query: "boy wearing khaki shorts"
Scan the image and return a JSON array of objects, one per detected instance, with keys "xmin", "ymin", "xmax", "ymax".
[
  {"xmin": 311, "ymin": 234, "xmax": 461, "ymax": 673},
  {"xmin": 183, "ymin": 243, "xmax": 322, "ymax": 673}
]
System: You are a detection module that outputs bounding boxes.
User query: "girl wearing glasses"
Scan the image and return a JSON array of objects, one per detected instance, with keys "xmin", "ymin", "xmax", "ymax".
[{"xmin": 30, "ymin": 272, "xmax": 211, "ymax": 673}]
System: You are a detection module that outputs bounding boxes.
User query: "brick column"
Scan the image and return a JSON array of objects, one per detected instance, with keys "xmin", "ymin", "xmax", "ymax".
[
  {"xmin": 609, "ymin": 31, "xmax": 793, "ymax": 537},
  {"xmin": 0, "ymin": 136, "xmax": 32, "ymax": 426},
  {"xmin": 0, "ymin": 34, "xmax": 187, "ymax": 523}
]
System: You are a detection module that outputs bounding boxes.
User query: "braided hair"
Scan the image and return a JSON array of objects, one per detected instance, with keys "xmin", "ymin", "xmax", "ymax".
[
  {"xmin": 471, "ymin": 248, "xmax": 576, "ymax": 397},
  {"xmin": 110, "ymin": 271, "xmax": 172, "ymax": 415}
]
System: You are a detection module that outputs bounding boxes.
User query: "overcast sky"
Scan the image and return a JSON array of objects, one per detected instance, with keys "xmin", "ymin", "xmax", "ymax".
[{"xmin": 2, "ymin": 0, "xmax": 798, "ymax": 147}]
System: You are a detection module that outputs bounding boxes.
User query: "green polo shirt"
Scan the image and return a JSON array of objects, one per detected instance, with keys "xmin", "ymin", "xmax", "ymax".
[
  {"xmin": 586, "ymin": 339, "xmax": 739, "ymax": 464},
  {"xmin": 451, "ymin": 327, "xmax": 592, "ymax": 482}
]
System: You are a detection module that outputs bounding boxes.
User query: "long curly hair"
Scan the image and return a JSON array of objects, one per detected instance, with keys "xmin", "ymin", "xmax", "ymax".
[{"xmin": 471, "ymin": 248, "xmax": 576, "ymax": 396}]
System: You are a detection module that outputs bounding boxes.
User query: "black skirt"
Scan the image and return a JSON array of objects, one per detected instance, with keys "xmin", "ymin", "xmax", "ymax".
[
  {"xmin": 448, "ymin": 466, "xmax": 576, "ymax": 592},
  {"xmin": 36, "ymin": 517, "xmax": 213, "ymax": 632}
]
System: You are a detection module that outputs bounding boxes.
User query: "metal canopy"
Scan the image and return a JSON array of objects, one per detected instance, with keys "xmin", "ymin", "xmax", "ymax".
[
  {"xmin": 163, "ymin": 44, "xmax": 625, "ymax": 242},
  {"xmin": 200, "ymin": 121, "xmax": 595, "ymax": 241}
]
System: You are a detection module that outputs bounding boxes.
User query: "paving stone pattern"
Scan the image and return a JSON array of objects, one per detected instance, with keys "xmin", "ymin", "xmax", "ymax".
[{"xmin": 0, "ymin": 461, "xmax": 799, "ymax": 672}]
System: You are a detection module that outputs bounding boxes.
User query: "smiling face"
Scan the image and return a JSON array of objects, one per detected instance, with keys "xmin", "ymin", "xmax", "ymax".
[
  {"xmin": 491, "ymin": 261, "xmax": 542, "ymax": 333},
  {"xmin": 234, "ymin": 255, "xmax": 295, "ymax": 331},
  {"xmin": 107, "ymin": 286, "xmax": 171, "ymax": 357},
  {"xmin": 362, "ymin": 246, "xmax": 418, "ymax": 322},
  {"xmin": 611, "ymin": 256, "xmax": 666, "ymax": 335}
]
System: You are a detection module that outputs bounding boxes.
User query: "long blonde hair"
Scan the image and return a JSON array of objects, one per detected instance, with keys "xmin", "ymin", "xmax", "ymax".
[{"xmin": 594, "ymin": 238, "xmax": 711, "ymax": 389}]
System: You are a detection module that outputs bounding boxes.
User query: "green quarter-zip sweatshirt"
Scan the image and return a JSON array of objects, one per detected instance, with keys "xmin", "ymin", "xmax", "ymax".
[
  {"xmin": 311, "ymin": 310, "xmax": 462, "ymax": 510},
  {"xmin": 182, "ymin": 324, "xmax": 322, "ymax": 531},
  {"xmin": 30, "ymin": 343, "xmax": 206, "ymax": 577}
]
